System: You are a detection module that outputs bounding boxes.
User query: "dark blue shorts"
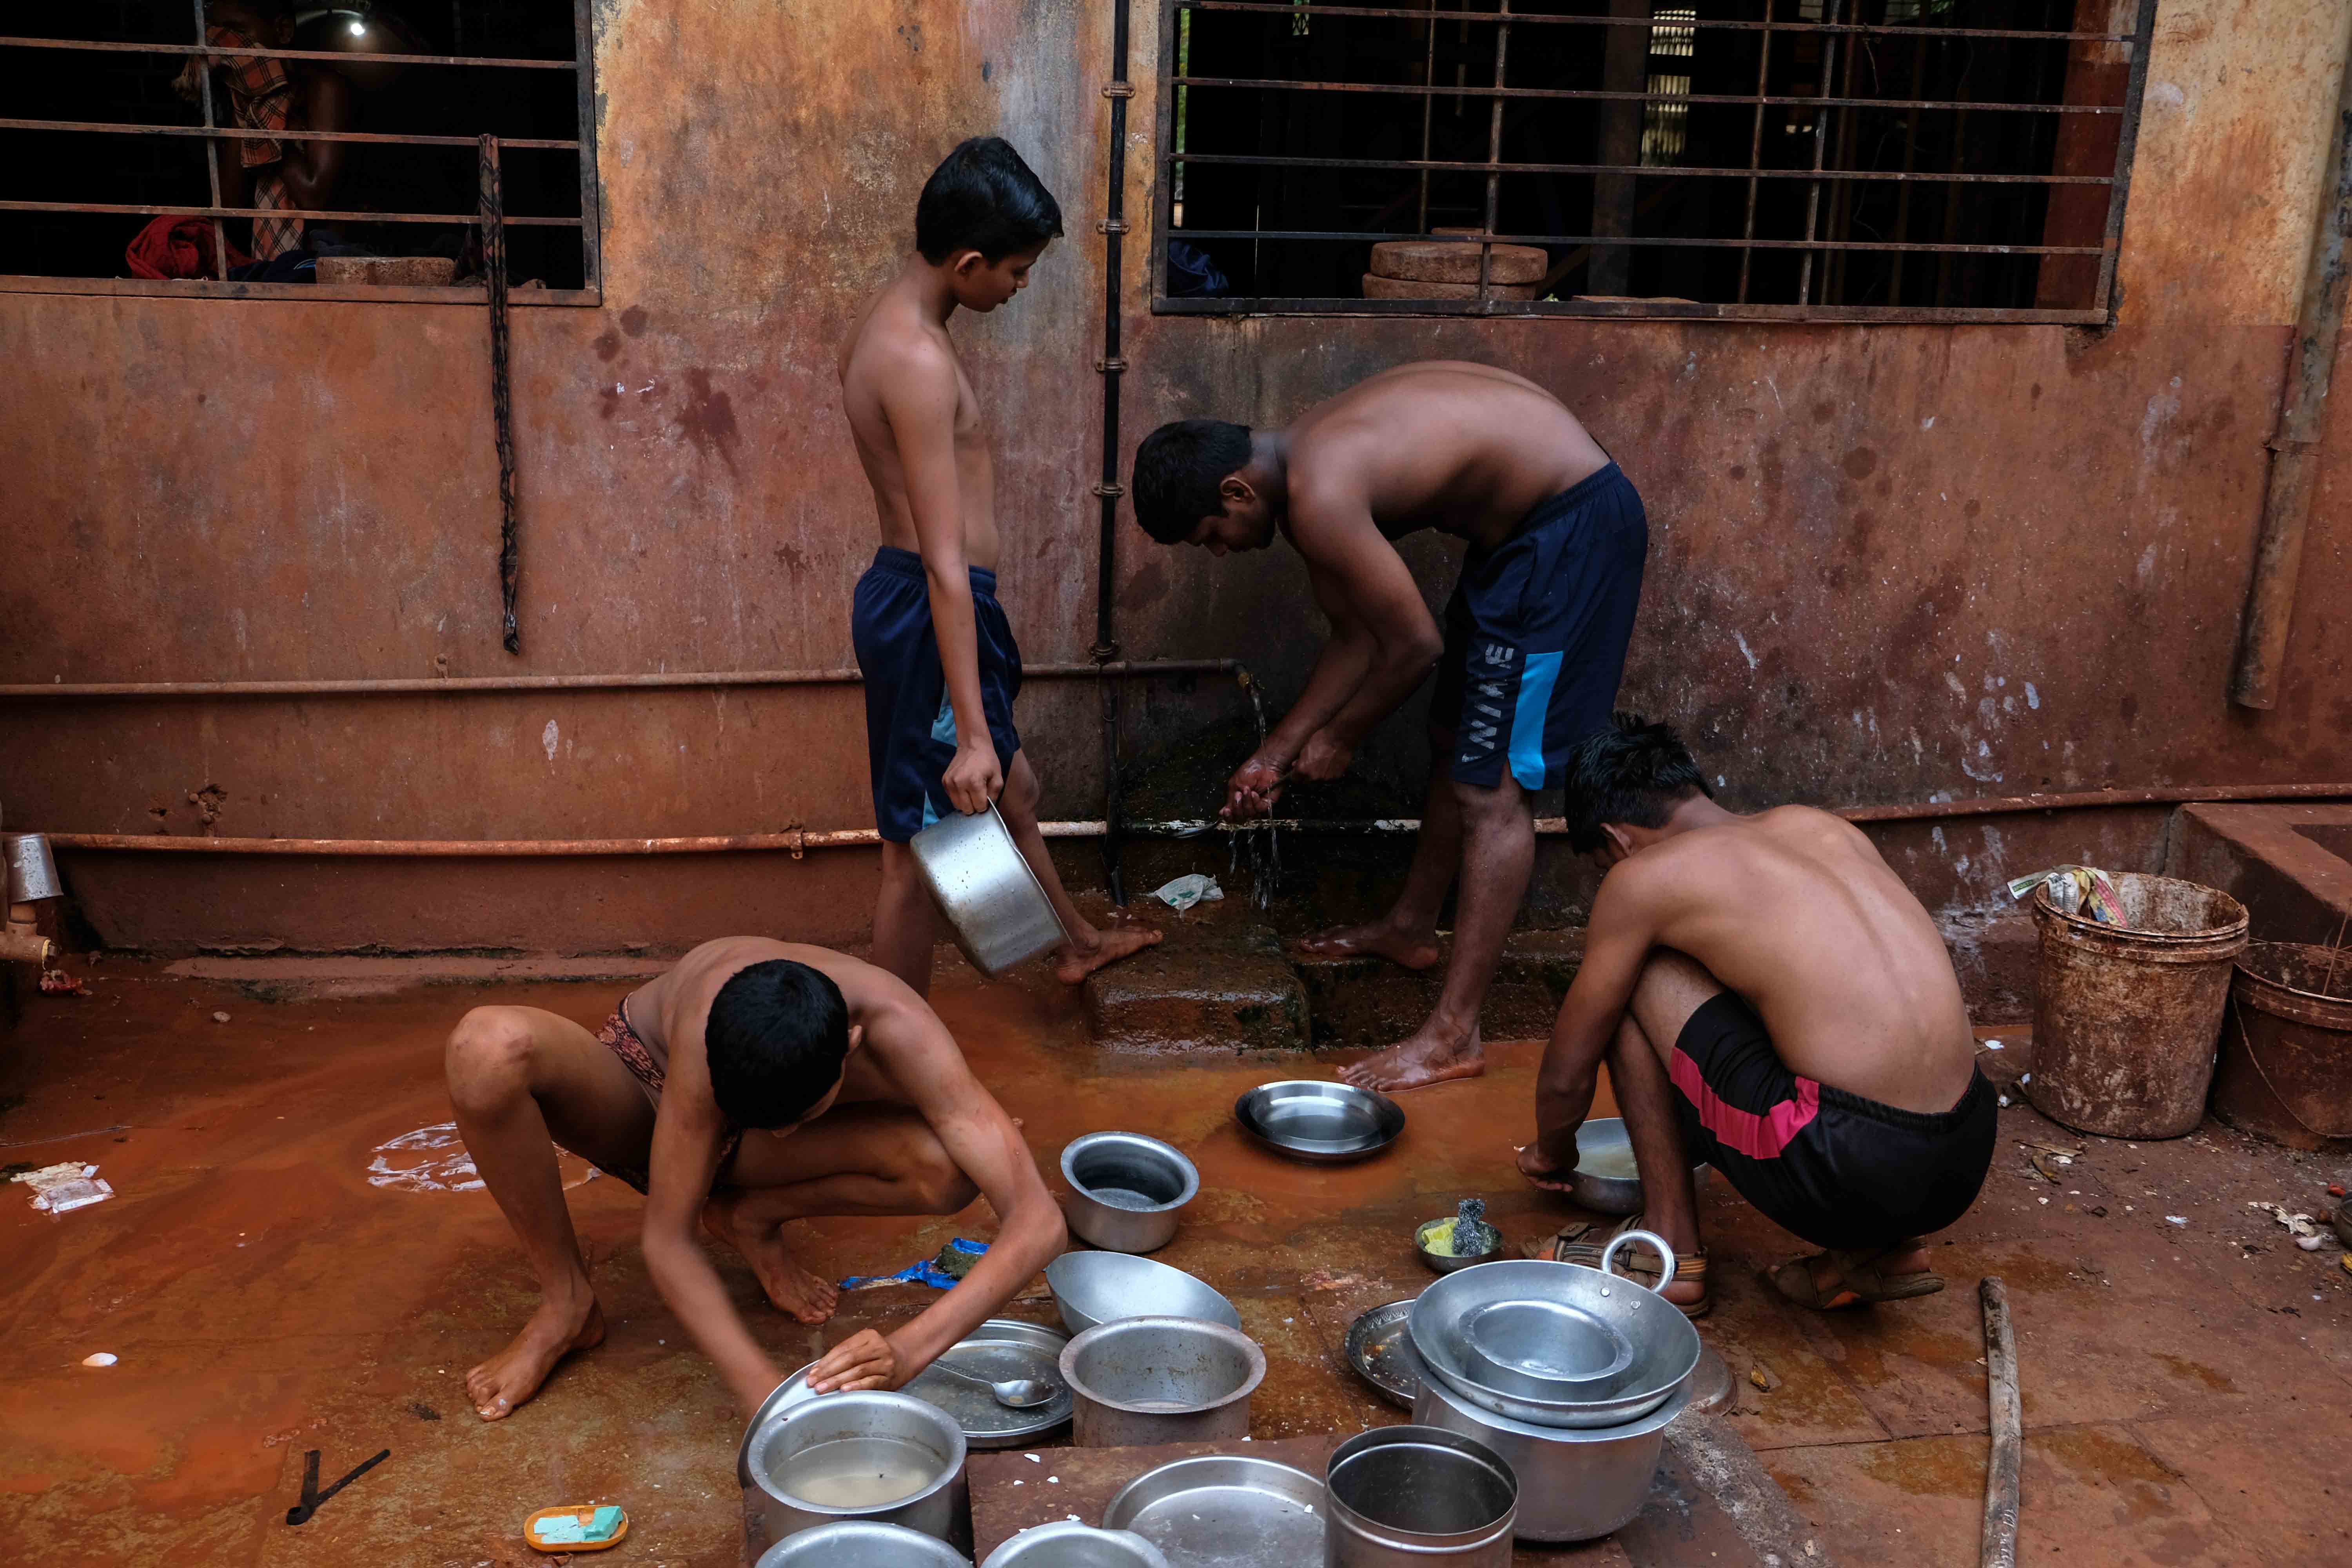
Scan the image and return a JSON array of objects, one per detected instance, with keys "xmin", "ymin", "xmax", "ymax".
[
  {"xmin": 1430, "ymin": 463, "xmax": 1647, "ymax": 792},
  {"xmin": 851, "ymin": 546, "xmax": 1024, "ymax": 843}
]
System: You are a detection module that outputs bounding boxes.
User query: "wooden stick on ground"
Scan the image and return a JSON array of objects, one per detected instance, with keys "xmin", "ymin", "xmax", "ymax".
[{"xmin": 1981, "ymin": 1276, "xmax": 2022, "ymax": 1568}]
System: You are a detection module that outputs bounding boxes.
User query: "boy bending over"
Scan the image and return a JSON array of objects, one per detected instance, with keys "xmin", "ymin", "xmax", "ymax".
[
  {"xmin": 446, "ymin": 937, "xmax": 1066, "ymax": 1419},
  {"xmin": 838, "ymin": 136, "xmax": 1156, "ymax": 993},
  {"xmin": 1521, "ymin": 718, "xmax": 1994, "ymax": 1315}
]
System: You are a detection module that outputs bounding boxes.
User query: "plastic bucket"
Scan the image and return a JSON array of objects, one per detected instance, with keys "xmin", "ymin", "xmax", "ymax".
[
  {"xmin": 2026, "ymin": 873, "xmax": 2248, "ymax": 1139},
  {"xmin": 2211, "ymin": 941, "xmax": 2352, "ymax": 1151}
]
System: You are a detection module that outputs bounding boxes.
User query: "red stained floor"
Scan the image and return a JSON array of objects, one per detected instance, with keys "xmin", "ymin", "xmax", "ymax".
[{"xmin": 3, "ymin": 960, "xmax": 2349, "ymax": 1566}]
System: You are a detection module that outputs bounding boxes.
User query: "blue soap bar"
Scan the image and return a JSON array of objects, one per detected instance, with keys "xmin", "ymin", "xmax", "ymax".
[
  {"xmin": 534, "ymin": 1517, "xmax": 586, "ymax": 1544},
  {"xmin": 584, "ymin": 1505, "xmax": 623, "ymax": 1541}
]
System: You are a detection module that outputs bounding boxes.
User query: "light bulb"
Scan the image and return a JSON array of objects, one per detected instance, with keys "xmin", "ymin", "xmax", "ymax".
[{"xmin": 349, "ymin": 19, "xmax": 367, "ymax": 36}]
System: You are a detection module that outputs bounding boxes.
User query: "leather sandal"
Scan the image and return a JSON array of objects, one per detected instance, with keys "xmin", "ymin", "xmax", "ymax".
[
  {"xmin": 1769, "ymin": 1248, "xmax": 1944, "ymax": 1311},
  {"xmin": 1552, "ymin": 1215, "xmax": 1712, "ymax": 1319}
]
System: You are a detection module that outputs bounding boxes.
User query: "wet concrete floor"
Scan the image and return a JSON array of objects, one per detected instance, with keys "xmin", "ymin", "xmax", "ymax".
[{"xmin": 3, "ymin": 959, "xmax": 2349, "ymax": 1566}]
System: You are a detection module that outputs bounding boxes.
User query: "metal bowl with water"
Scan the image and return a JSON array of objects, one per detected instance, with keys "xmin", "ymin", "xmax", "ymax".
[
  {"xmin": 1044, "ymin": 1250, "xmax": 1241, "ymax": 1337},
  {"xmin": 1060, "ymin": 1132, "xmax": 1198, "ymax": 1254},
  {"xmin": 910, "ymin": 802, "xmax": 1068, "ymax": 977},
  {"xmin": 1406, "ymin": 1234, "xmax": 1700, "ymax": 1428},
  {"xmin": 1233, "ymin": 1080, "xmax": 1405, "ymax": 1163},
  {"xmin": 739, "ymin": 1389, "xmax": 969, "ymax": 1557},
  {"xmin": 1570, "ymin": 1117, "xmax": 1707, "ymax": 1216}
]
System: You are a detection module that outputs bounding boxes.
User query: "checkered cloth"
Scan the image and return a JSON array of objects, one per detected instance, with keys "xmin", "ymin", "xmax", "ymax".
[{"xmin": 204, "ymin": 25, "xmax": 304, "ymax": 260}]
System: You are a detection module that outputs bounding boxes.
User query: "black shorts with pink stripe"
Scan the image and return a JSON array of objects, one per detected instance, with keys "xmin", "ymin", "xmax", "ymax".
[{"xmin": 1667, "ymin": 992, "xmax": 1996, "ymax": 1252}]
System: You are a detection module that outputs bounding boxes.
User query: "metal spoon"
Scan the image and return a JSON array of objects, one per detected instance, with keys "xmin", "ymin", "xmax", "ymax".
[{"xmin": 924, "ymin": 1356, "xmax": 1058, "ymax": 1409}]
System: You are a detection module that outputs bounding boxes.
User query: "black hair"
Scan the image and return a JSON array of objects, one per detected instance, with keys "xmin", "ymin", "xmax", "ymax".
[
  {"xmin": 915, "ymin": 137, "xmax": 1063, "ymax": 264},
  {"xmin": 1130, "ymin": 419, "xmax": 1255, "ymax": 544},
  {"xmin": 703, "ymin": 960, "xmax": 852, "ymax": 1129},
  {"xmin": 1562, "ymin": 713, "xmax": 1715, "ymax": 854}
]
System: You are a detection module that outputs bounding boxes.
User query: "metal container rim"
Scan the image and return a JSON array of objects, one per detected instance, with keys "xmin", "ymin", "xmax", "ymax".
[
  {"xmin": 741, "ymin": 1389, "xmax": 969, "ymax": 1513},
  {"xmin": 1325, "ymin": 1425, "xmax": 1519, "ymax": 1543},
  {"xmin": 1060, "ymin": 1131, "xmax": 1201, "ymax": 1212},
  {"xmin": 2031, "ymin": 875, "xmax": 2250, "ymax": 950},
  {"xmin": 1059, "ymin": 1315, "xmax": 1268, "ymax": 1414}
]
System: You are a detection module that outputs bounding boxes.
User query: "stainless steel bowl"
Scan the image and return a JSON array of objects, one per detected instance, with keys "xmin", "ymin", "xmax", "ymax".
[
  {"xmin": 910, "ymin": 802, "xmax": 1068, "ymax": 977},
  {"xmin": 1044, "ymin": 1250, "xmax": 1241, "ymax": 1336},
  {"xmin": 1407, "ymin": 1237, "xmax": 1700, "ymax": 1429},
  {"xmin": 1570, "ymin": 1118, "xmax": 1706, "ymax": 1216},
  {"xmin": 1233, "ymin": 1080, "xmax": 1405, "ymax": 1163},
  {"xmin": 980, "ymin": 1521, "xmax": 1170, "ymax": 1568},
  {"xmin": 759, "ymin": 1521, "xmax": 972, "ymax": 1567},
  {"xmin": 1060, "ymin": 1315, "xmax": 1265, "ymax": 1448},
  {"xmin": 1415, "ymin": 1217, "xmax": 1504, "ymax": 1274},
  {"xmin": 739, "ymin": 1389, "xmax": 969, "ymax": 1558},
  {"xmin": 1413, "ymin": 1369, "xmax": 1691, "ymax": 1543},
  {"xmin": 1325, "ymin": 1425, "xmax": 1517, "ymax": 1567},
  {"xmin": 1102, "ymin": 1455, "xmax": 1327, "ymax": 1563},
  {"xmin": 1455, "ymin": 1297, "xmax": 1635, "ymax": 1399},
  {"xmin": 1060, "ymin": 1132, "xmax": 1198, "ymax": 1254}
]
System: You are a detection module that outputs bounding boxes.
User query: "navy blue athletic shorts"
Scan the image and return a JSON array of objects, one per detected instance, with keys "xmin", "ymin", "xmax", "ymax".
[
  {"xmin": 1430, "ymin": 462, "xmax": 1648, "ymax": 792},
  {"xmin": 851, "ymin": 545, "xmax": 1024, "ymax": 843},
  {"xmin": 1668, "ymin": 992, "xmax": 1996, "ymax": 1251}
]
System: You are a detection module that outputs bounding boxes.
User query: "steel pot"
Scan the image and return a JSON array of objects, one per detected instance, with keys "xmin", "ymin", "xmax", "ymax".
[
  {"xmin": 1324, "ymin": 1426, "xmax": 1516, "ymax": 1567},
  {"xmin": 757, "ymin": 1520, "xmax": 972, "ymax": 1567},
  {"xmin": 1061, "ymin": 1132, "xmax": 1198, "ymax": 1254},
  {"xmin": 1060, "ymin": 1315, "xmax": 1265, "ymax": 1448},
  {"xmin": 910, "ymin": 802, "xmax": 1067, "ymax": 977},
  {"xmin": 739, "ymin": 1388, "xmax": 969, "ymax": 1558},
  {"xmin": 981, "ymin": 1520, "xmax": 1172, "ymax": 1568},
  {"xmin": 1413, "ymin": 1372, "xmax": 1690, "ymax": 1543}
]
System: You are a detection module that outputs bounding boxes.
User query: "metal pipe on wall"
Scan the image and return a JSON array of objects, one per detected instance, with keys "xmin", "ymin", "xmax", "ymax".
[
  {"xmin": 2231, "ymin": 7, "xmax": 2352, "ymax": 709},
  {"xmin": 1094, "ymin": 0, "xmax": 1140, "ymax": 904},
  {"xmin": 39, "ymin": 781, "xmax": 2352, "ymax": 860}
]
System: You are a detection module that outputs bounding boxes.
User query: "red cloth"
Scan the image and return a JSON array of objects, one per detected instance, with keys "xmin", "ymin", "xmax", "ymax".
[{"xmin": 124, "ymin": 216, "xmax": 252, "ymax": 280}]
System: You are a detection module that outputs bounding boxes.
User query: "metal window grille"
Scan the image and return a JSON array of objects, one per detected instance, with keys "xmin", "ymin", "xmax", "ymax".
[
  {"xmin": 1153, "ymin": 0, "xmax": 2156, "ymax": 323},
  {"xmin": 0, "ymin": 0, "xmax": 600, "ymax": 303}
]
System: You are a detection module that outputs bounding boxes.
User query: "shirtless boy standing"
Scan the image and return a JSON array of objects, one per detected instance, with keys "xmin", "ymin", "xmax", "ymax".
[
  {"xmin": 1519, "ymin": 717, "xmax": 1994, "ymax": 1315},
  {"xmin": 1130, "ymin": 362, "xmax": 1645, "ymax": 1090},
  {"xmin": 445, "ymin": 938, "xmax": 1066, "ymax": 1419},
  {"xmin": 838, "ymin": 136, "xmax": 1157, "ymax": 993}
]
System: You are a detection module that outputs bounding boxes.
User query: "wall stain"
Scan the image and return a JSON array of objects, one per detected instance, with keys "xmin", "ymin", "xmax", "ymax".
[{"xmin": 673, "ymin": 369, "xmax": 740, "ymax": 470}]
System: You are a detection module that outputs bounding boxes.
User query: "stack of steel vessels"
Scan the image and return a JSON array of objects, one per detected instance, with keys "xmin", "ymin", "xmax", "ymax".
[{"xmin": 1405, "ymin": 1231, "xmax": 1699, "ymax": 1543}]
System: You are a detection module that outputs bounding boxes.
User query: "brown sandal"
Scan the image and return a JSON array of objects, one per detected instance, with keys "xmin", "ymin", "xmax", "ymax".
[
  {"xmin": 1550, "ymin": 1216, "xmax": 1712, "ymax": 1319},
  {"xmin": 1769, "ymin": 1249, "xmax": 1944, "ymax": 1311}
]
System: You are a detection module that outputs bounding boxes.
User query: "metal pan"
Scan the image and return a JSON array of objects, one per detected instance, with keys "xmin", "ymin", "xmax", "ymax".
[
  {"xmin": 1233, "ymin": 1080, "xmax": 1405, "ymax": 1164},
  {"xmin": 1102, "ymin": 1454, "xmax": 1327, "ymax": 1566},
  {"xmin": 1342, "ymin": 1298, "xmax": 1428, "ymax": 1410},
  {"xmin": 749, "ymin": 1320, "xmax": 1073, "ymax": 1452}
]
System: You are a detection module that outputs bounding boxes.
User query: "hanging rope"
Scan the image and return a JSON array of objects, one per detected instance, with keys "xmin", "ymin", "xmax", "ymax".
[{"xmin": 478, "ymin": 134, "xmax": 520, "ymax": 653}]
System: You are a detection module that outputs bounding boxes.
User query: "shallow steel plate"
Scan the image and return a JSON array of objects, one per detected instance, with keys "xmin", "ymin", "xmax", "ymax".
[
  {"xmin": 1232, "ymin": 1080, "xmax": 1404, "ymax": 1165},
  {"xmin": 767, "ymin": 1319, "xmax": 1072, "ymax": 1450},
  {"xmin": 1102, "ymin": 1455, "xmax": 1327, "ymax": 1568},
  {"xmin": 1341, "ymin": 1298, "xmax": 1427, "ymax": 1410}
]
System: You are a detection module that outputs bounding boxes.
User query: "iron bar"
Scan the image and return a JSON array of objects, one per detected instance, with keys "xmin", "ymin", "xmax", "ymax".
[
  {"xmin": 2092, "ymin": 0, "xmax": 2159, "ymax": 315},
  {"xmin": 572, "ymin": 0, "xmax": 603, "ymax": 294},
  {"xmin": 1796, "ymin": 0, "xmax": 1844, "ymax": 308},
  {"xmin": 0, "ymin": 118, "xmax": 579, "ymax": 150},
  {"xmin": 1477, "ymin": 2, "xmax": 1509, "ymax": 308},
  {"xmin": 1153, "ymin": 294, "xmax": 2102, "ymax": 322},
  {"xmin": 187, "ymin": 0, "xmax": 226, "ymax": 283},
  {"xmin": 0, "ymin": 660, "xmax": 1249, "ymax": 702},
  {"xmin": 1098, "ymin": 0, "xmax": 1138, "ymax": 903},
  {"xmin": 1168, "ymin": 76, "xmax": 2124, "ymax": 113},
  {"xmin": 1167, "ymin": 151, "xmax": 2111, "ymax": 184},
  {"xmin": 0, "ymin": 36, "xmax": 577, "ymax": 68},
  {"xmin": 1415, "ymin": 0, "xmax": 1436, "ymax": 232},
  {"xmin": 0, "ymin": 199, "xmax": 579, "ymax": 226},
  {"xmin": 1736, "ymin": 0, "xmax": 1774, "ymax": 304},
  {"xmin": 1170, "ymin": 5, "xmax": 2136, "ymax": 42},
  {"xmin": 480, "ymin": 137, "xmax": 521, "ymax": 655},
  {"xmin": 1165, "ymin": 228, "xmax": 2103, "ymax": 254}
]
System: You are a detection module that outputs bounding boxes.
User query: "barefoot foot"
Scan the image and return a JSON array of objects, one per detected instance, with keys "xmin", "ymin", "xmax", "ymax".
[
  {"xmin": 1054, "ymin": 923, "xmax": 1163, "ymax": 984},
  {"xmin": 1292, "ymin": 920, "xmax": 1441, "ymax": 971},
  {"xmin": 704, "ymin": 1196, "xmax": 840, "ymax": 1323},
  {"xmin": 1341, "ymin": 1022, "xmax": 1485, "ymax": 1092},
  {"xmin": 466, "ymin": 1293, "xmax": 605, "ymax": 1421}
]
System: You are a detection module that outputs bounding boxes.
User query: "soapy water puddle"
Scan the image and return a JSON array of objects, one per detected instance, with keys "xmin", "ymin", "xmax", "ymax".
[{"xmin": 369, "ymin": 1121, "xmax": 597, "ymax": 1193}]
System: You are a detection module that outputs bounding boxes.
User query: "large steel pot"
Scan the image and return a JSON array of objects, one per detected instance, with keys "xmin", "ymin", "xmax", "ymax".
[
  {"xmin": 1060, "ymin": 1132, "xmax": 1198, "ymax": 1254},
  {"xmin": 757, "ymin": 1520, "xmax": 971, "ymax": 1567},
  {"xmin": 910, "ymin": 802, "xmax": 1067, "ymax": 977},
  {"xmin": 739, "ymin": 1389, "xmax": 969, "ymax": 1558},
  {"xmin": 1413, "ymin": 1372, "xmax": 1691, "ymax": 1543},
  {"xmin": 1060, "ymin": 1315, "xmax": 1265, "ymax": 1448},
  {"xmin": 1324, "ymin": 1426, "xmax": 1516, "ymax": 1567},
  {"xmin": 980, "ymin": 1520, "xmax": 1172, "ymax": 1568}
]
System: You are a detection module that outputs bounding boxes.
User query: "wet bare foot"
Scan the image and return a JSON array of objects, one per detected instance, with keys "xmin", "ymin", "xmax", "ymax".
[
  {"xmin": 1293, "ymin": 920, "xmax": 1441, "ymax": 970},
  {"xmin": 704, "ymin": 1197, "xmax": 840, "ymax": 1323},
  {"xmin": 466, "ymin": 1292, "xmax": 605, "ymax": 1421},
  {"xmin": 1341, "ymin": 1022, "xmax": 1485, "ymax": 1092},
  {"xmin": 1054, "ymin": 923, "xmax": 1162, "ymax": 984}
]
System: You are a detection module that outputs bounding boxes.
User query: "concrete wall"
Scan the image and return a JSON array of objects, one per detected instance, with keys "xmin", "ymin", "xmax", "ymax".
[{"xmin": 3, "ymin": 0, "xmax": 2350, "ymax": 955}]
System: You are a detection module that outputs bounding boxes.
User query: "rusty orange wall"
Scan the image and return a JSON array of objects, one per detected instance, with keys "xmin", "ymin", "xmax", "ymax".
[{"xmin": 2, "ymin": 0, "xmax": 2348, "ymax": 955}]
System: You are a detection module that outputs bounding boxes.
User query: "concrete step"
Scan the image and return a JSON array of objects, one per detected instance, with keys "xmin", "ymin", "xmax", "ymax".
[
  {"xmin": 1294, "ymin": 927, "xmax": 1584, "ymax": 1048},
  {"xmin": 1081, "ymin": 923, "xmax": 1311, "ymax": 1054}
]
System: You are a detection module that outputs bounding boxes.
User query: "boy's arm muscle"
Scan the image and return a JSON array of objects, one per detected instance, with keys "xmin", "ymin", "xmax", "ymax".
[
  {"xmin": 1286, "ymin": 497, "xmax": 1443, "ymax": 769},
  {"xmin": 882, "ymin": 347, "xmax": 998, "ymax": 813},
  {"xmin": 1530, "ymin": 867, "xmax": 1663, "ymax": 1165}
]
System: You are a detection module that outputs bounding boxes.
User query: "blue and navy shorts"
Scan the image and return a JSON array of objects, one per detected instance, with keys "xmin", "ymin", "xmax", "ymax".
[
  {"xmin": 1430, "ymin": 462, "xmax": 1648, "ymax": 792},
  {"xmin": 851, "ymin": 546, "xmax": 1024, "ymax": 843}
]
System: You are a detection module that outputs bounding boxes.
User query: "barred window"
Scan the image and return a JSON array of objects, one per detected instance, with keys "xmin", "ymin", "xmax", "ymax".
[
  {"xmin": 1154, "ymin": 0, "xmax": 2154, "ymax": 321},
  {"xmin": 1, "ymin": 1, "xmax": 599, "ymax": 303}
]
